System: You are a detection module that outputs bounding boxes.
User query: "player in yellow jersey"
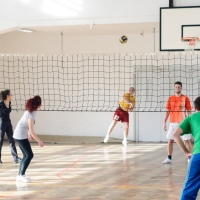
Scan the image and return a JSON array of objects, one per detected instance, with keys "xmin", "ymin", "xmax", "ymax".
[{"xmin": 104, "ymin": 87, "xmax": 135, "ymax": 146}]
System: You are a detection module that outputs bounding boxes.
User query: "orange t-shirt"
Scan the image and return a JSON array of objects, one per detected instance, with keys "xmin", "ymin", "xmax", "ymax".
[{"xmin": 166, "ymin": 94, "xmax": 191, "ymax": 123}]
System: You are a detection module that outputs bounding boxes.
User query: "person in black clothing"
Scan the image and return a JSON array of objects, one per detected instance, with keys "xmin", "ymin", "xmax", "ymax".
[{"xmin": 0, "ymin": 89, "xmax": 21, "ymax": 164}]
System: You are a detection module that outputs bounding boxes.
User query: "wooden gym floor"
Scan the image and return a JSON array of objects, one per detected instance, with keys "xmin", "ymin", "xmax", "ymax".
[{"xmin": 0, "ymin": 141, "xmax": 199, "ymax": 200}]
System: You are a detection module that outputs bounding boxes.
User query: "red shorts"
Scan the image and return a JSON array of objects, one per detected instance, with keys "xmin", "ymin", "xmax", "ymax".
[{"xmin": 113, "ymin": 108, "xmax": 129, "ymax": 123}]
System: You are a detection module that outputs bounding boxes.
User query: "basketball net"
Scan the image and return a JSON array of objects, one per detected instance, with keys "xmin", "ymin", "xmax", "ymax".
[{"xmin": 181, "ymin": 37, "xmax": 199, "ymax": 51}]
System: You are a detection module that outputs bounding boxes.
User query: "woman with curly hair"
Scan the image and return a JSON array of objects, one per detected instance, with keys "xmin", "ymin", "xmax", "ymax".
[
  {"xmin": 14, "ymin": 95, "xmax": 44, "ymax": 183},
  {"xmin": 0, "ymin": 89, "xmax": 21, "ymax": 164}
]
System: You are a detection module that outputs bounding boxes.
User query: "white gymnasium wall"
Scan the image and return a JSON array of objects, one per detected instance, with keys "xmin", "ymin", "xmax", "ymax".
[
  {"xmin": 1, "ymin": 1, "xmax": 200, "ymax": 143},
  {"xmin": 136, "ymin": 59, "xmax": 200, "ymax": 142},
  {"xmin": 0, "ymin": 31, "xmax": 159, "ymax": 141},
  {"xmin": 1, "ymin": 30, "xmax": 197, "ymax": 142},
  {"xmin": 0, "ymin": 31, "xmax": 158, "ymax": 54}
]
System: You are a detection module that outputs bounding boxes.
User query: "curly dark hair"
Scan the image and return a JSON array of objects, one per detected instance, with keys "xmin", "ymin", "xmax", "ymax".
[
  {"xmin": 194, "ymin": 96, "xmax": 200, "ymax": 111},
  {"xmin": 0, "ymin": 89, "xmax": 10, "ymax": 101},
  {"xmin": 25, "ymin": 95, "xmax": 41, "ymax": 112}
]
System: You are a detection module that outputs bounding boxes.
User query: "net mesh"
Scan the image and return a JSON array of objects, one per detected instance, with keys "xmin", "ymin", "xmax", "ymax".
[{"xmin": 0, "ymin": 53, "xmax": 200, "ymax": 112}]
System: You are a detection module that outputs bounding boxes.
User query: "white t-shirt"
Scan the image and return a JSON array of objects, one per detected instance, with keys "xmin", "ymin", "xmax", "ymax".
[{"xmin": 13, "ymin": 111, "xmax": 36, "ymax": 140}]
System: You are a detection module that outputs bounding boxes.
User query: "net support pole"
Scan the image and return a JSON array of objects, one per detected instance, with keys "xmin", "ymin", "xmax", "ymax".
[{"xmin": 61, "ymin": 32, "xmax": 63, "ymax": 55}]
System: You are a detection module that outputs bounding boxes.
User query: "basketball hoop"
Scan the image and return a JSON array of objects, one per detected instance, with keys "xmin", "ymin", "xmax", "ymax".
[{"xmin": 181, "ymin": 37, "xmax": 199, "ymax": 51}]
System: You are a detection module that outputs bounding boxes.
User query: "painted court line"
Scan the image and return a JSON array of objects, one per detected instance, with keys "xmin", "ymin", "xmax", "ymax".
[{"xmin": 56, "ymin": 146, "xmax": 98, "ymax": 180}]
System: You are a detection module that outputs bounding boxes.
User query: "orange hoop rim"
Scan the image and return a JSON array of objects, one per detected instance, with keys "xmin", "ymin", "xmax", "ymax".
[
  {"xmin": 181, "ymin": 37, "xmax": 199, "ymax": 42},
  {"xmin": 181, "ymin": 37, "xmax": 199, "ymax": 47}
]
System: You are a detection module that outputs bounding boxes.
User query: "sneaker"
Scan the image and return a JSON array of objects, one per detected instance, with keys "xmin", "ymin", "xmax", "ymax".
[
  {"xmin": 18, "ymin": 157, "xmax": 22, "ymax": 162},
  {"xmin": 16, "ymin": 181, "xmax": 28, "ymax": 189},
  {"xmin": 14, "ymin": 157, "xmax": 22, "ymax": 164},
  {"xmin": 122, "ymin": 140, "xmax": 127, "ymax": 147},
  {"xmin": 104, "ymin": 135, "xmax": 109, "ymax": 143},
  {"xmin": 16, "ymin": 175, "xmax": 21, "ymax": 182},
  {"xmin": 20, "ymin": 175, "xmax": 31, "ymax": 183},
  {"xmin": 162, "ymin": 158, "xmax": 172, "ymax": 164}
]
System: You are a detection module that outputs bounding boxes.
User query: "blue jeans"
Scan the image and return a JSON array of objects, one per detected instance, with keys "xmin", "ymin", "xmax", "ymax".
[
  {"xmin": 15, "ymin": 139, "xmax": 34, "ymax": 176},
  {"xmin": 180, "ymin": 153, "xmax": 200, "ymax": 200},
  {"xmin": 0, "ymin": 121, "xmax": 18, "ymax": 161}
]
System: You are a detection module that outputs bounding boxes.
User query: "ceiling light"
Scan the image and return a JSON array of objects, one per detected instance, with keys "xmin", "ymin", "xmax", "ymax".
[{"xmin": 18, "ymin": 28, "xmax": 34, "ymax": 33}]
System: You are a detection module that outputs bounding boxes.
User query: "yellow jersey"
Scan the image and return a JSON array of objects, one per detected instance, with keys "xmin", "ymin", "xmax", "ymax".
[{"xmin": 119, "ymin": 93, "xmax": 135, "ymax": 111}]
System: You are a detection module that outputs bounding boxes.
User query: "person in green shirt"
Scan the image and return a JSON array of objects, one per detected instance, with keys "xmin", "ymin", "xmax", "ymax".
[{"xmin": 173, "ymin": 96, "xmax": 200, "ymax": 200}]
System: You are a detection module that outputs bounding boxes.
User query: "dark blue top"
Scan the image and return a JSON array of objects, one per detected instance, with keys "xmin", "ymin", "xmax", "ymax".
[{"xmin": 0, "ymin": 101, "xmax": 11, "ymax": 122}]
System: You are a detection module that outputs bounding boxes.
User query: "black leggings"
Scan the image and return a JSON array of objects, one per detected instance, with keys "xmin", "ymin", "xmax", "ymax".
[
  {"xmin": 0, "ymin": 121, "xmax": 18, "ymax": 161},
  {"xmin": 15, "ymin": 139, "xmax": 34, "ymax": 176}
]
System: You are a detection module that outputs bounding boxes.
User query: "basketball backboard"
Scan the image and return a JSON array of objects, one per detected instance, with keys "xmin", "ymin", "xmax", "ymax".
[{"xmin": 160, "ymin": 6, "xmax": 200, "ymax": 51}]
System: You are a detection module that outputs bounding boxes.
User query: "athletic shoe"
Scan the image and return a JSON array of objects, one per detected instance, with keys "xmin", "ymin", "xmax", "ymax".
[
  {"xmin": 0, "ymin": 160, "xmax": 2, "ymax": 164},
  {"xmin": 20, "ymin": 175, "xmax": 31, "ymax": 183},
  {"xmin": 16, "ymin": 175, "xmax": 21, "ymax": 182},
  {"xmin": 122, "ymin": 140, "xmax": 127, "ymax": 147},
  {"xmin": 14, "ymin": 157, "xmax": 22, "ymax": 164},
  {"xmin": 18, "ymin": 157, "xmax": 22, "ymax": 162},
  {"xmin": 104, "ymin": 135, "xmax": 109, "ymax": 143},
  {"xmin": 162, "ymin": 158, "xmax": 172, "ymax": 164}
]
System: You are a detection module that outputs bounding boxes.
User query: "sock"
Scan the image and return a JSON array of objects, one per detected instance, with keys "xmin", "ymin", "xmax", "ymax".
[
  {"xmin": 123, "ymin": 137, "xmax": 127, "ymax": 141},
  {"xmin": 123, "ymin": 132, "xmax": 127, "ymax": 141},
  {"xmin": 168, "ymin": 155, "xmax": 172, "ymax": 160}
]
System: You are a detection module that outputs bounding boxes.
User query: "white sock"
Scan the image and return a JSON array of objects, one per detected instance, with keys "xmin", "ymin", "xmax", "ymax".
[{"xmin": 123, "ymin": 132, "xmax": 127, "ymax": 141}]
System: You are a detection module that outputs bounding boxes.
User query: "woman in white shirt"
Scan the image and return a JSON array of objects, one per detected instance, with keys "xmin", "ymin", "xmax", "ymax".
[{"xmin": 14, "ymin": 95, "xmax": 44, "ymax": 183}]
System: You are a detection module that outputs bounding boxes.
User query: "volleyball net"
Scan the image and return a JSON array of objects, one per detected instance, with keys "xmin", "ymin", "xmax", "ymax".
[{"xmin": 0, "ymin": 53, "xmax": 200, "ymax": 112}]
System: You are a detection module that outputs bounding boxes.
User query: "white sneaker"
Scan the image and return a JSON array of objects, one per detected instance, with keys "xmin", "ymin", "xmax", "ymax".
[
  {"xmin": 162, "ymin": 158, "xmax": 172, "ymax": 164},
  {"xmin": 104, "ymin": 135, "xmax": 109, "ymax": 143},
  {"xmin": 16, "ymin": 175, "xmax": 21, "ymax": 182},
  {"xmin": 122, "ymin": 140, "xmax": 127, "ymax": 147},
  {"xmin": 20, "ymin": 175, "xmax": 31, "ymax": 183}
]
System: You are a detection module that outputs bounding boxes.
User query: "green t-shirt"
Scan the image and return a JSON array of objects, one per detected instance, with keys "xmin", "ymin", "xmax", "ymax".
[{"xmin": 179, "ymin": 112, "xmax": 200, "ymax": 154}]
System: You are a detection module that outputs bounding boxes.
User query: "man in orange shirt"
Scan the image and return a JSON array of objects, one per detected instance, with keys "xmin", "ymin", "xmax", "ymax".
[
  {"xmin": 162, "ymin": 81, "xmax": 192, "ymax": 164},
  {"xmin": 103, "ymin": 87, "xmax": 135, "ymax": 147}
]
